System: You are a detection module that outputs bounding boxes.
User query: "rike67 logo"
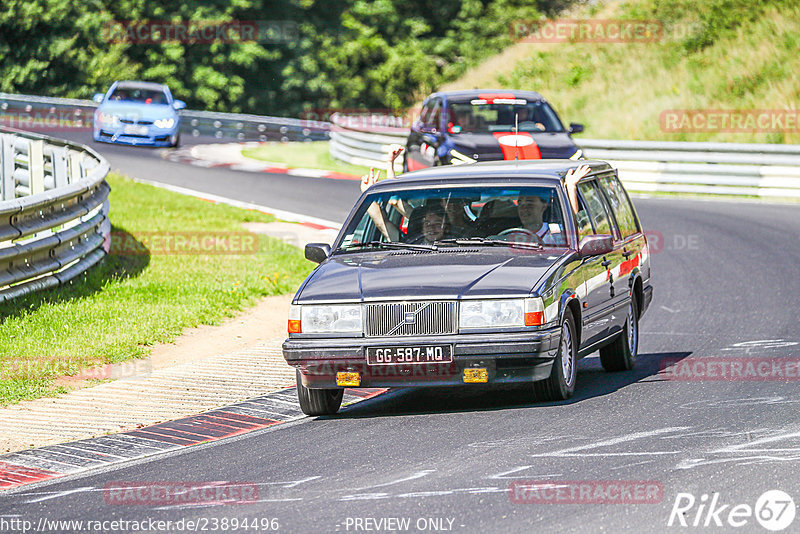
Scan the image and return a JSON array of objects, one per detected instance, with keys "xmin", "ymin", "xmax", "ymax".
[{"xmin": 668, "ymin": 490, "xmax": 796, "ymax": 531}]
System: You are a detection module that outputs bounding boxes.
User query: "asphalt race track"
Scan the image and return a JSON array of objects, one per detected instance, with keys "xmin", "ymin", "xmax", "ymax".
[
  {"xmin": 53, "ymin": 130, "xmax": 361, "ymax": 223},
  {"xmin": 2, "ymin": 137, "xmax": 799, "ymax": 533}
]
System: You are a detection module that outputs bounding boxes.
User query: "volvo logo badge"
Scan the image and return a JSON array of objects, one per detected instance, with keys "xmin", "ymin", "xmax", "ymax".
[{"xmin": 386, "ymin": 304, "xmax": 431, "ymax": 336}]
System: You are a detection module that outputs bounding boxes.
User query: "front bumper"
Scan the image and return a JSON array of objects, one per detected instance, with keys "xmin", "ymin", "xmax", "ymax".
[
  {"xmin": 283, "ymin": 328, "xmax": 561, "ymax": 388},
  {"xmin": 94, "ymin": 127, "xmax": 177, "ymax": 147}
]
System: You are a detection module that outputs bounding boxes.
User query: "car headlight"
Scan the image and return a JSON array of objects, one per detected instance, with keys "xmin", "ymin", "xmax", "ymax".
[
  {"xmin": 154, "ymin": 118, "xmax": 175, "ymax": 129},
  {"xmin": 98, "ymin": 112, "xmax": 120, "ymax": 127},
  {"xmin": 289, "ymin": 304, "xmax": 362, "ymax": 335},
  {"xmin": 459, "ymin": 298, "xmax": 549, "ymax": 330}
]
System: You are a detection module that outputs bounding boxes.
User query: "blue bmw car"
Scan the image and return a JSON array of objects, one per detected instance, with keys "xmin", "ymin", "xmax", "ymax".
[{"xmin": 92, "ymin": 81, "xmax": 185, "ymax": 147}]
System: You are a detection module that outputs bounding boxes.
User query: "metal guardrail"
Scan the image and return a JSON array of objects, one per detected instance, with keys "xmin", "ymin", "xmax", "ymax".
[
  {"xmin": 329, "ymin": 115, "xmax": 800, "ymax": 198},
  {"xmin": 0, "ymin": 92, "xmax": 330, "ymax": 143},
  {"xmin": 329, "ymin": 113, "xmax": 407, "ymax": 172},
  {"xmin": 0, "ymin": 127, "xmax": 110, "ymax": 302},
  {"xmin": 4, "ymin": 92, "xmax": 799, "ymax": 198}
]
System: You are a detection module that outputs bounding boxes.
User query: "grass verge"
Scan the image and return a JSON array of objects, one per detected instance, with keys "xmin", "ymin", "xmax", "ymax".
[
  {"xmin": 241, "ymin": 141, "xmax": 373, "ymax": 176},
  {"xmin": 443, "ymin": 0, "xmax": 800, "ymax": 144},
  {"xmin": 0, "ymin": 174, "xmax": 315, "ymax": 406}
]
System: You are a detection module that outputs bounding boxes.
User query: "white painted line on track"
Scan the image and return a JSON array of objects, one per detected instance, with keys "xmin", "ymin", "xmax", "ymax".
[
  {"xmin": 352, "ymin": 470, "xmax": 436, "ymax": 491},
  {"xmin": 23, "ymin": 487, "xmax": 94, "ymax": 504},
  {"xmin": 529, "ymin": 426, "xmax": 690, "ymax": 457},
  {"xmin": 125, "ymin": 177, "xmax": 342, "ymax": 230}
]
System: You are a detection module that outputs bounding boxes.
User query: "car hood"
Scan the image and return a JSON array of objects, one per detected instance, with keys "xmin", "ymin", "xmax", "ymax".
[
  {"xmin": 296, "ymin": 249, "xmax": 570, "ymax": 302},
  {"xmin": 452, "ymin": 132, "xmax": 579, "ymax": 160},
  {"xmin": 96, "ymin": 102, "xmax": 176, "ymax": 120}
]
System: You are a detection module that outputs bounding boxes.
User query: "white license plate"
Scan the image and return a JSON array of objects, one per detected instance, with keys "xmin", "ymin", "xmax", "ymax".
[
  {"xmin": 367, "ymin": 345, "xmax": 452, "ymax": 365},
  {"xmin": 123, "ymin": 125, "xmax": 148, "ymax": 135}
]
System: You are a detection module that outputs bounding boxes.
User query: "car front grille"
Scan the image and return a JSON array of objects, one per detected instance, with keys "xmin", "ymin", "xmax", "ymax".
[{"xmin": 365, "ymin": 301, "xmax": 456, "ymax": 337}]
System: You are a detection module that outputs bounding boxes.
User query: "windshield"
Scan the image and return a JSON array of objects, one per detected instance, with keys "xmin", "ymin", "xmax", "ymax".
[
  {"xmin": 108, "ymin": 87, "xmax": 169, "ymax": 105},
  {"xmin": 446, "ymin": 99, "xmax": 564, "ymax": 134},
  {"xmin": 338, "ymin": 185, "xmax": 571, "ymax": 250}
]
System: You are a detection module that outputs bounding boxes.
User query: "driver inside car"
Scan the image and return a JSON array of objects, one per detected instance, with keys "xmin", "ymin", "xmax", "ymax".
[
  {"xmin": 511, "ymin": 193, "xmax": 557, "ymax": 245},
  {"xmin": 482, "ymin": 192, "xmax": 561, "ymax": 246}
]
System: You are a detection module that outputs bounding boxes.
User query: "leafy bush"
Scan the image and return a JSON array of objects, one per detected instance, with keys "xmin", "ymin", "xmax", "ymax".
[{"xmin": 0, "ymin": 0, "xmax": 556, "ymax": 116}]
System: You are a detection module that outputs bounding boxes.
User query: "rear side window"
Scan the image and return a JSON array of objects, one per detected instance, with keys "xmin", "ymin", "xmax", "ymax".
[
  {"xmin": 429, "ymin": 100, "xmax": 442, "ymax": 131},
  {"xmin": 419, "ymin": 101, "xmax": 432, "ymax": 125},
  {"xmin": 575, "ymin": 196, "xmax": 594, "ymax": 241},
  {"xmin": 598, "ymin": 174, "xmax": 639, "ymax": 238},
  {"xmin": 578, "ymin": 181, "xmax": 615, "ymax": 238}
]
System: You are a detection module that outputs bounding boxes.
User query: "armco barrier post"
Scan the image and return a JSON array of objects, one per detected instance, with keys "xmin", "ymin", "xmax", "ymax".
[
  {"xmin": 28, "ymin": 139, "xmax": 44, "ymax": 195},
  {"xmin": 1, "ymin": 135, "xmax": 15, "ymax": 200},
  {"xmin": 50, "ymin": 146, "xmax": 69, "ymax": 189},
  {"xmin": 68, "ymin": 150, "xmax": 82, "ymax": 183}
]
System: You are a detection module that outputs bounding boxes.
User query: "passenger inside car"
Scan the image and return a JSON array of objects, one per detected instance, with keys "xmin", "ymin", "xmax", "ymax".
[
  {"xmin": 406, "ymin": 205, "xmax": 451, "ymax": 244},
  {"xmin": 441, "ymin": 197, "xmax": 477, "ymax": 238}
]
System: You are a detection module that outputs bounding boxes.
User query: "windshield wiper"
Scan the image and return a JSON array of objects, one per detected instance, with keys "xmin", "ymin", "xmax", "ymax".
[
  {"xmin": 435, "ymin": 237, "xmax": 543, "ymax": 250},
  {"xmin": 338, "ymin": 241, "xmax": 438, "ymax": 252}
]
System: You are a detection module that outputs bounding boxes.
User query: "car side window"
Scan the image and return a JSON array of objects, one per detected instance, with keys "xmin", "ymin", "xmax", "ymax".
[
  {"xmin": 419, "ymin": 101, "xmax": 432, "ymax": 126},
  {"xmin": 575, "ymin": 195, "xmax": 594, "ymax": 241},
  {"xmin": 598, "ymin": 173, "xmax": 639, "ymax": 238},
  {"xmin": 578, "ymin": 181, "xmax": 615, "ymax": 238},
  {"xmin": 429, "ymin": 99, "xmax": 442, "ymax": 132}
]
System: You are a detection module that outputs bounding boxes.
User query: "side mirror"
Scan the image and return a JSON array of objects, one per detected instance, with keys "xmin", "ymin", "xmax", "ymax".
[
  {"xmin": 92, "ymin": 93, "xmax": 105, "ymax": 104},
  {"xmin": 172, "ymin": 100, "xmax": 186, "ymax": 110},
  {"xmin": 578, "ymin": 234, "xmax": 613, "ymax": 257},
  {"xmin": 305, "ymin": 243, "xmax": 331, "ymax": 264},
  {"xmin": 569, "ymin": 122, "xmax": 584, "ymax": 134}
]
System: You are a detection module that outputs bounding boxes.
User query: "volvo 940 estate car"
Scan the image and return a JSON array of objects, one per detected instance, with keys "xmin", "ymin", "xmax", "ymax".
[{"xmin": 283, "ymin": 160, "xmax": 653, "ymax": 415}]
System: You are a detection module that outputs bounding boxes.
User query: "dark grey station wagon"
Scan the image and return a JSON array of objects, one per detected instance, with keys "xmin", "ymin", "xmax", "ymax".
[{"xmin": 283, "ymin": 160, "xmax": 653, "ymax": 415}]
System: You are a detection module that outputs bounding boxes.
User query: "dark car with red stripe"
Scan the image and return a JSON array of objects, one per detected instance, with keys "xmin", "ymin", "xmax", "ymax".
[{"xmin": 404, "ymin": 90, "xmax": 583, "ymax": 171}]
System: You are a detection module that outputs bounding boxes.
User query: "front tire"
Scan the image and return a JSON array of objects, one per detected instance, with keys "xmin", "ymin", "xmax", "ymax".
[
  {"xmin": 296, "ymin": 370, "xmax": 344, "ymax": 416},
  {"xmin": 599, "ymin": 297, "xmax": 639, "ymax": 371},
  {"xmin": 534, "ymin": 312, "xmax": 577, "ymax": 401}
]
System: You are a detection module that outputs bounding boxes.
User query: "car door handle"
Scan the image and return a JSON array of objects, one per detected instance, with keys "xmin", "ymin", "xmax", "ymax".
[
  {"xmin": 601, "ymin": 259, "xmax": 612, "ymax": 268},
  {"xmin": 622, "ymin": 249, "xmax": 633, "ymax": 258}
]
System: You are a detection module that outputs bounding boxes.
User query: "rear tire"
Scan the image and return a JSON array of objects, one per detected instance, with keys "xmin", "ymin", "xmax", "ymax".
[
  {"xmin": 296, "ymin": 370, "xmax": 344, "ymax": 416},
  {"xmin": 599, "ymin": 297, "xmax": 639, "ymax": 371},
  {"xmin": 534, "ymin": 312, "xmax": 577, "ymax": 401}
]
